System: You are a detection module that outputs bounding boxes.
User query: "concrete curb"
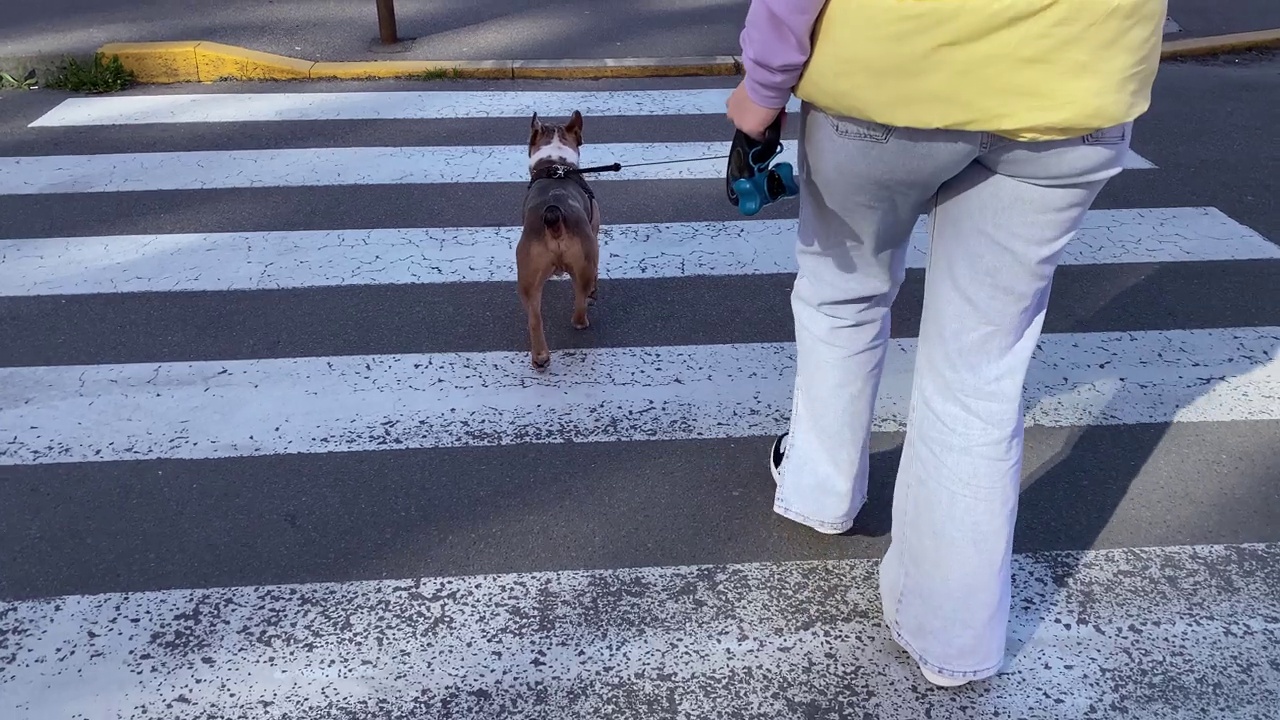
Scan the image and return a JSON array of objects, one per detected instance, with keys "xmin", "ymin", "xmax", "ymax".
[
  {"xmin": 1160, "ymin": 28, "xmax": 1280, "ymax": 58},
  {"xmin": 78, "ymin": 30, "xmax": 1280, "ymax": 85}
]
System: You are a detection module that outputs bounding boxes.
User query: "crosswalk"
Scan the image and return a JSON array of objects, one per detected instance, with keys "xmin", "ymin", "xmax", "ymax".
[
  {"xmin": 5, "ymin": 207, "xmax": 1275, "ymax": 295},
  {"xmin": 2, "ymin": 83, "xmax": 1278, "ymax": 718}
]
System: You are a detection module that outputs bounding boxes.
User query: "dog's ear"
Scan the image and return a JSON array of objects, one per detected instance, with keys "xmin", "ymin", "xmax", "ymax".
[
  {"xmin": 566, "ymin": 110, "xmax": 583, "ymax": 143},
  {"xmin": 529, "ymin": 112, "xmax": 543, "ymax": 144}
]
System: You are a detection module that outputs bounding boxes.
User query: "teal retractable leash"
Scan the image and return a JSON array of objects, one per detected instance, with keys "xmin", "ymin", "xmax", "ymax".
[{"xmin": 725, "ymin": 113, "xmax": 799, "ymax": 216}]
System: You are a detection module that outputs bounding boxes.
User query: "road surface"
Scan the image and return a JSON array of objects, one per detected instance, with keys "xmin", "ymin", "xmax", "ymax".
[{"xmin": 1, "ymin": 57, "xmax": 1279, "ymax": 718}]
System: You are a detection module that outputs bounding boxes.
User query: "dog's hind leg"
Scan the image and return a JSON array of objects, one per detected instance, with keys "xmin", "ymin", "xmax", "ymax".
[
  {"xmin": 518, "ymin": 267, "xmax": 554, "ymax": 370},
  {"xmin": 585, "ymin": 254, "xmax": 598, "ymax": 306},
  {"xmin": 571, "ymin": 267, "xmax": 595, "ymax": 330}
]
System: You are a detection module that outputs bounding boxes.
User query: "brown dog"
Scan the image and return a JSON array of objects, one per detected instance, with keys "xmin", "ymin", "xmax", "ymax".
[{"xmin": 516, "ymin": 110, "xmax": 601, "ymax": 370}]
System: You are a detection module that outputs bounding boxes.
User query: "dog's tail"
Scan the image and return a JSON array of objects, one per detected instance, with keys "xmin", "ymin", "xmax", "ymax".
[{"xmin": 542, "ymin": 204, "xmax": 564, "ymax": 234}]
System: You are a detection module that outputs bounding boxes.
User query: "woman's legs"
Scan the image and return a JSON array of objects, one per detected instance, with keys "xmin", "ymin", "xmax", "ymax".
[{"xmin": 780, "ymin": 100, "xmax": 1133, "ymax": 683}]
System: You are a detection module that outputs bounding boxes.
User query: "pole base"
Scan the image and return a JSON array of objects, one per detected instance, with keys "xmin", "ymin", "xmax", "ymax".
[{"xmin": 367, "ymin": 38, "xmax": 417, "ymax": 54}]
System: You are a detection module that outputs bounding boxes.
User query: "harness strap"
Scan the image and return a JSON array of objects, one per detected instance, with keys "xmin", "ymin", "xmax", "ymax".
[{"xmin": 528, "ymin": 164, "xmax": 598, "ymax": 223}]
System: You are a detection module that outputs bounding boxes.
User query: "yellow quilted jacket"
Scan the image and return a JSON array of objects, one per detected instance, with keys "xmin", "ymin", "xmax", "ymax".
[{"xmin": 792, "ymin": 0, "xmax": 1169, "ymax": 141}]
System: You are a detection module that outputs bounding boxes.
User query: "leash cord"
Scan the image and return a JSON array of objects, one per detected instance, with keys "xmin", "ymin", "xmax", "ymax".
[{"xmin": 576, "ymin": 154, "xmax": 730, "ymax": 175}]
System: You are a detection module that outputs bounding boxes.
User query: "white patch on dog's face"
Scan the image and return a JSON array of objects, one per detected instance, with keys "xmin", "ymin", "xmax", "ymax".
[{"xmin": 529, "ymin": 127, "xmax": 581, "ymax": 168}]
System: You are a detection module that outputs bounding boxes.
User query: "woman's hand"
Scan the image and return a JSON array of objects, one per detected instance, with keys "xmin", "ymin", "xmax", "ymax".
[{"xmin": 726, "ymin": 81, "xmax": 782, "ymax": 140}]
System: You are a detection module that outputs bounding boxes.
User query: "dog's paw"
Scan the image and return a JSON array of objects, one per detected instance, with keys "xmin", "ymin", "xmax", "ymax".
[
  {"xmin": 532, "ymin": 352, "xmax": 551, "ymax": 370},
  {"xmin": 572, "ymin": 315, "xmax": 590, "ymax": 330}
]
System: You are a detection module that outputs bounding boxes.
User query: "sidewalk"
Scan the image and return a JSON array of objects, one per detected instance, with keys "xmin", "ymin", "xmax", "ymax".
[{"xmin": 4, "ymin": 0, "xmax": 1279, "ymax": 76}]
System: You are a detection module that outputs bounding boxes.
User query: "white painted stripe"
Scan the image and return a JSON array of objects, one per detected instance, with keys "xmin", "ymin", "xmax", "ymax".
[
  {"xmin": 7, "ymin": 207, "xmax": 1252, "ymax": 298},
  {"xmin": 1123, "ymin": 152, "xmax": 1155, "ymax": 169},
  {"xmin": 0, "ymin": 142, "xmax": 1157, "ymax": 196},
  {"xmin": 28, "ymin": 90, "xmax": 804, "ymax": 126},
  {"xmin": 2, "ymin": 327, "xmax": 1275, "ymax": 465},
  {"xmin": 3, "ymin": 542, "xmax": 1277, "ymax": 718}
]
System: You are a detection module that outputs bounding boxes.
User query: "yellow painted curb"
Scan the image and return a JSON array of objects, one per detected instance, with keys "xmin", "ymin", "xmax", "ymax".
[
  {"xmin": 96, "ymin": 41, "xmax": 739, "ymax": 83},
  {"xmin": 96, "ymin": 41, "xmax": 200, "ymax": 84},
  {"xmin": 196, "ymin": 42, "xmax": 313, "ymax": 81},
  {"xmin": 92, "ymin": 41, "xmax": 742, "ymax": 82},
  {"xmin": 1160, "ymin": 28, "xmax": 1280, "ymax": 58},
  {"xmin": 97, "ymin": 30, "xmax": 1278, "ymax": 85}
]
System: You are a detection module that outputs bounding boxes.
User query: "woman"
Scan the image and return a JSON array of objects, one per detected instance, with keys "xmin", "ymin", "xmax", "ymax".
[{"xmin": 727, "ymin": 0, "xmax": 1167, "ymax": 687}]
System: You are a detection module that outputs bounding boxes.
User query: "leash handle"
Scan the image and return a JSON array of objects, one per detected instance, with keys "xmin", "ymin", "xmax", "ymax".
[{"xmin": 575, "ymin": 162, "xmax": 623, "ymax": 175}]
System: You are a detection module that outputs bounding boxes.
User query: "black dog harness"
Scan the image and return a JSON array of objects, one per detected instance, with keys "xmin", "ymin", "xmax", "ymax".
[
  {"xmin": 527, "ymin": 162, "xmax": 621, "ymax": 225},
  {"xmin": 528, "ymin": 163, "xmax": 596, "ymax": 200}
]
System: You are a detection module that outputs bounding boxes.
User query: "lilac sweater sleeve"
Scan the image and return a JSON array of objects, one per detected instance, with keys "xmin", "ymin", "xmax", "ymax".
[{"xmin": 739, "ymin": 0, "xmax": 829, "ymax": 109}]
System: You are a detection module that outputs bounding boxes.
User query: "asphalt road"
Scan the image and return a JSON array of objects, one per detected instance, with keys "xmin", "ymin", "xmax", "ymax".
[
  {"xmin": 2, "ymin": 0, "xmax": 1279, "ymax": 65},
  {"xmin": 1, "ymin": 57, "xmax": 1278, "ymax": 718}
]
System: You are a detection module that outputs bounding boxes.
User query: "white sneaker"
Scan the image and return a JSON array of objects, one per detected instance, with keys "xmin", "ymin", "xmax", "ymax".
[
  {"xmin": 883, "ymin": 602, "xmax": 973, "ymax": 687},
  {"xmin": 919, "ymin": 666, "xmax": 971, "ymax": 687}
]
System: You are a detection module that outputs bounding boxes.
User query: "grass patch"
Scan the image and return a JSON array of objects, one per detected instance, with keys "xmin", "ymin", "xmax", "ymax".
[
  {"xmin": 419, "ymin": 67, "xmax": 462, "ymax": 81},
  {"xmin": 47, "ymin": 53, "xmax": 135, "ymax": 93},
  {"xmin": 0, "ymin": 69, "xmax": 38, "ymax": 90}
]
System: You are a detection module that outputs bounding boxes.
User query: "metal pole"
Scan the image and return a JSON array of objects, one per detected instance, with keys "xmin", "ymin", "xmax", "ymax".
[{"xmin": 376, "ymin": 0, "xmax": 399, "ymax": 44}]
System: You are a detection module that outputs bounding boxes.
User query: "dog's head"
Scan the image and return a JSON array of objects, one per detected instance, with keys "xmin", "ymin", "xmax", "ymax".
[{"xmin": 528, "ymin": 111, "xmax": 584, "ymax": 169}]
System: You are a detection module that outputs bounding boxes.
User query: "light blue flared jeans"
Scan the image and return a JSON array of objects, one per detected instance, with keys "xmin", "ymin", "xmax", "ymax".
[{"xmin": 773, "ymin": 102, "xmax": 1133, "ymax": 682}]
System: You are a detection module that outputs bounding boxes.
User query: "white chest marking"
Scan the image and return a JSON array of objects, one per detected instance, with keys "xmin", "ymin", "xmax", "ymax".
[{"xmin": 529, "ymin": 139, "xmax": 580, "ymax": 169}]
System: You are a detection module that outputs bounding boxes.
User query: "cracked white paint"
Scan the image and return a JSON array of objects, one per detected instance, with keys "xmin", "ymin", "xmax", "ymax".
[
  {"xmin": 29, "ymin": 90, "xmax": 804, "ymax": 126},
  {"xmin": 4, "ymin": 207, "xmax": 1264, "ymax": 297},
  {"xmin": 2, "ymin": 327, "xmax": 1276, "ymax": 466},
  {"xmin": 2, "ymin": 542, "xmax": 1277, "ymax": 719},
  {"xmin": 0, "ymin": 143, "xmax": 1156, "ymax": 196}
]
